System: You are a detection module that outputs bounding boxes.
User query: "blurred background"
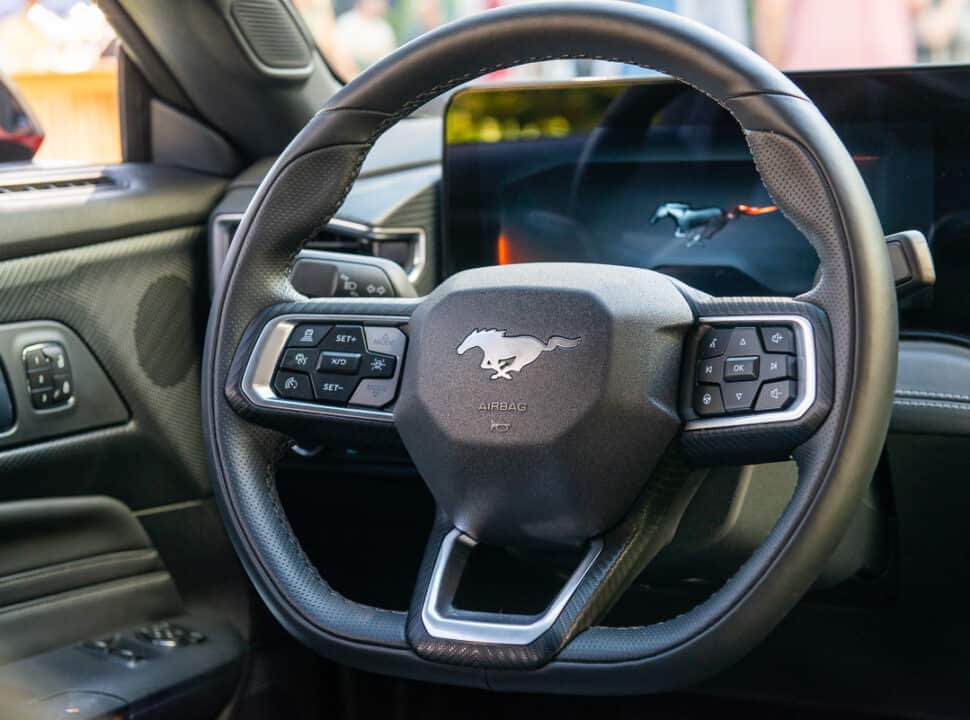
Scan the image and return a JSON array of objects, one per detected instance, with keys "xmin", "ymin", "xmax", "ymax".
[{"xmin": 4, "ymin": 0, "xmax": 970, "ymax": 164}]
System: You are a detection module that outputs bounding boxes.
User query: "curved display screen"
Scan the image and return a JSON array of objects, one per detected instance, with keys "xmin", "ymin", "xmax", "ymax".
[{"xmin": 442, "ymin": 73, "xmax": 935, "ymax": 299}]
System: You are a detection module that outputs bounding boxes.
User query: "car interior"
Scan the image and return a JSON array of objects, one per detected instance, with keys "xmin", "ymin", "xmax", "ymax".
[{"xmin": 0, "ymin": 0, "xmax": 967, "ymax": 718}]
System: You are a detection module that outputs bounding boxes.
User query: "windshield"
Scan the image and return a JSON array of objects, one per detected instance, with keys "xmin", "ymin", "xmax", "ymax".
[{"xmin": 292, "ymin": 0, "xmax": 970, "ymax": 82}]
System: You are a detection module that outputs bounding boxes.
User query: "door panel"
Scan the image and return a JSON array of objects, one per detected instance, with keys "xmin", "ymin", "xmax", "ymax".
[
  {"xmin": 0, "ymin": 496, "xmax": 182, "ymax": 664},
  {"xmin": 0, "ymin": 164, "xmax": 222, "ymax": 508}
]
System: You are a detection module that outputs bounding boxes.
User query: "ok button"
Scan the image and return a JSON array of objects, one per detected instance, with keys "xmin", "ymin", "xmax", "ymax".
[
  {"xmin": 317, "ymin": 351, "xmax": 361, "ymax": 375},
  {"xmin": 724, "ymin": 356, "xmax": 759, "ymax": 382}
]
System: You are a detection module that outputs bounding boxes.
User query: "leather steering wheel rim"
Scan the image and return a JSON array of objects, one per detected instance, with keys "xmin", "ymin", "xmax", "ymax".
[{"xmin": 202, "ymin": 0, "xmax": 897, "ymax": 694}]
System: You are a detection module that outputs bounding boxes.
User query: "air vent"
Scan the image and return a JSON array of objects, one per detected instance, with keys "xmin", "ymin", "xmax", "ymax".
[
  {"xmin": 209, "ymin": 213, "xmax": 425, "ymax": 293},
  {"xmin": 0, "ymin": 175, "xmax": 114, "ymax": 194}
]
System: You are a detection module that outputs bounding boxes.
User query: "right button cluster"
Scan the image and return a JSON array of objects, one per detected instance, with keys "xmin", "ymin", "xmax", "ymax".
[{"xmin": 694, "ymin": 325, "xmax": 799, "ymax": 417}]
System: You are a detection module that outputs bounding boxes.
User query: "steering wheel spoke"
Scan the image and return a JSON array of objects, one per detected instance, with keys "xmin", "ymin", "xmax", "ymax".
[{"xmin": 408, "ymin": 448, "xmax": 701, "ymax": 669}]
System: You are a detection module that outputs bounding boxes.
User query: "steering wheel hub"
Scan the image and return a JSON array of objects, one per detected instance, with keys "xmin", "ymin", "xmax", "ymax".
[{"xmin": 395, "ymin": 263, "xmax": 693, "ymax": 546}]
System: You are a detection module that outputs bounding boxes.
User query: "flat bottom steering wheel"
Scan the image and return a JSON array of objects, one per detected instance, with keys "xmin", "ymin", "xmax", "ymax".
[{"xmin": 202, "ymin": 1, "xmax": 897, "ymax": 694}]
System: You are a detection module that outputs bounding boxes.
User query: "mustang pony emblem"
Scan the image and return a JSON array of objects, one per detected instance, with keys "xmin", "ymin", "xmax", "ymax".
[
  {"xmin": 650, "ymin": 202, "xmax": 778, "ymax": 247},
  {"xmin": 457, "ymin": 329, "xmax": 581, "ymax": 380}
]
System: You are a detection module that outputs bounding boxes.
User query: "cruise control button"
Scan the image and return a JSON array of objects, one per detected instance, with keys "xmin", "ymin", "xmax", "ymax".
[
  {"xmin": 321, "ymin": 325, "xmax": 365, "ymax": 351},
  {"xmin": 723, "ymin": 381, "xmax": 760, "ymax": 412},
  {"xmin": 726, "ymin": 327, "xmax": 761, "ymax": 356},
  {"xmin": 755, "ymin": 380, "xmax": 797, "ymax": 411},
  {"xmin": 27, "ymin": 368, "xmax": 53, "ymax": 391},
  {"xmin": 760, "ymin": 326, "xmax": 795, "ymax": 354},
  {"xmin": 693, "ymin": 385, "xmax": 724, "ymax": 416},
  {"xmin": 723, "ymin": 356, "xmax": 759, "ymax": 382},
  {"xmin": 317, "ymin": 351, "xmax": 361, "ymax": 375},
  {"xmin": 287, "ymin": 324, "xmax": 332, "ymax": 348},
  {"xmin": 699, "ymin": 329, "xmax": 731, "ymax": 358},
  {"xmin": 273, "ymin": 371, "xmax": 314, "ymax": 400},
  {"xmin": 350, "ymin": 378, "xmax": 398, "ymax": 408},
  {"xmin": 279, "ymin": 348, "xmax": 315, "ymax": 372},
  {"xmin": 362, "ymin": 352, "xmax": 396, "ymax": 379},
  {"xmin": 761, "ymin": 354, "xmax": 797, "ymax": 381},
  {"xmin": 696, "ymin": 358, "xmax": 723, "ymax": 383},
  {"xmin": 311, "ymin": 373, "xmax": 356, "ymax": 403}
]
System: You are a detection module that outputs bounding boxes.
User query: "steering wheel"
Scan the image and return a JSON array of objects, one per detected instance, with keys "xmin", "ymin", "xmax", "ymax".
[{"xmin": 202, "ymin": 1, "xmax": 897, "ymax": 694}]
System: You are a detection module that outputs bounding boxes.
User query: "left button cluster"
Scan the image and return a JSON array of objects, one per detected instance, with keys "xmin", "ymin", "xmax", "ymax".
[
  {"xmin": 271, "ymin": 323, "xmax": 405, "ymax": 408},
  {"xmin": 23, "ymin": 342, "xmax": 73, "ymax": 410}
]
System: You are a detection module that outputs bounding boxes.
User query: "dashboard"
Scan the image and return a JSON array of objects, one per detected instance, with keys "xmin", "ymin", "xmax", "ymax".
[{"xmin": 213, "ymin": 66, "xmax": 970, "ymax": 342}]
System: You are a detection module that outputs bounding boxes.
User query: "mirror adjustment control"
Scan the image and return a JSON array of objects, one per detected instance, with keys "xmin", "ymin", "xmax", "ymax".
[
  {"xmin": 27, "ymin": 368, "xmax": 53, "ymax": 391},
  {"xmin": 23, "ymin": 342, "xmax": 73, "ymax": 410}
]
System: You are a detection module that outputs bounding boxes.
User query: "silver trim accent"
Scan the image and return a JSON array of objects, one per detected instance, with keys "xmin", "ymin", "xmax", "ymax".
[
  {"xmin": 240, "ymin": 314, "xmax": 408, "ymax": 423},
  {"xmin": 421, "ymin": 529, "xmax": 603, "ymax": 645},
  {"xmin": 684, "ymin": 314, "xmax": 817, "ymax": 431},
  {"xmin": 210, "ymin": 213, "xmax": 426, "ymax": 287},
  {"xmin": 327, "ymin": 217, "xmax": 427, "ymax": 285}
]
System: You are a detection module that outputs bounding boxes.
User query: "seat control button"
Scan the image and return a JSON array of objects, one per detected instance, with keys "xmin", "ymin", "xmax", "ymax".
[
  {"xmin": 693, "ymin": 385, "xmax": 724, "ymax": 416},
  {"xmin": 756, "ymin": 380, "xmax": 797, "ymax": 412},
  {"xmin": 699, "ymin": 329, "xmax": 731, "ymax": 358},
  {"xmin": 723, "ymin": 356, "xmax": 759, "ymax": 382},
  {"xmin": 273, "ymin": 371, "xmax": 314, "ymax": 400},
  {"xmin": 697, "ymin": 358, "xmax": 723, "ymax": 383},
  {"xmin": 723, "ymin": 381, "xmax": 760, "ymax": 412},
  {"xmin": 312, "ymin": 373, "xmax": 356, "ymax": 403},
  {"xmin": 287, "ymin": 324, "xmax": 332, "ymax": 348},
  {"xmin": 317, "ymin": 351, "xmax": 361, "ymax": 375},
  {"xmin": 350, "ymin": 378, "xmax": 398, "ymax": 408},
  {"xmin": 760, "ymin": 326, "xmax": 795, "ymax": 354},
  {"xmin": 725, "ymin": 327, "xmax": 761, "ymax": 356},
  {"xmin": 321, "ymin": 325, "xmax": 365, "ymax": 351}
]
